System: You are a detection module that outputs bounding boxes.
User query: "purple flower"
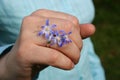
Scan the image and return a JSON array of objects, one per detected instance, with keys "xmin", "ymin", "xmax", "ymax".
[
  {"xmin": 38, "ymin": 19, "xmax": 72, "ymax": 47},
  {"xmin": 38, "ymin": 19, "xmax": 56, "ymax": 40},
  {"xmin": 61, "ymin": 31, "xmax": 72, "ymax": 44},
  {"xmin": 50, "ymin": 30, "xmax": 72, "ymax": 47},
  {"xmin": 50, "ymin": 31, "xmax": 64, "ymax": 47}
]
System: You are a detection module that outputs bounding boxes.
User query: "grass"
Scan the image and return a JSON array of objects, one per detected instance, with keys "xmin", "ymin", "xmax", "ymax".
[{"xmin": 92, "ymin": 0, "xmax": 120, "ymax": 80}]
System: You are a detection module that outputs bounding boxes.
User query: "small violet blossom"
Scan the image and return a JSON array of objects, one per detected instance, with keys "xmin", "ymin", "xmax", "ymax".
[
  {"xmin": 38, "ymin": 19, "xmax": 72, "ymax": 47},
  {"xmin": 52, "ymin": 30, "xmax": 72, "ymax": 47},
  {"xmin": 38, "ymin": 19, "xmax": 56, "ymax": 40},
  {"xmin": 61, "ymin": 31, "xmax": 72, "ymax": 44},
  {"xmin": 51, "ymin": 31, "xmax": 64, "ymax": 47}
]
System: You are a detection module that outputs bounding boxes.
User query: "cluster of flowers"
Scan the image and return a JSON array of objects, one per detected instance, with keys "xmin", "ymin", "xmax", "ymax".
[{"xmin": 38, "ymin": 19, "xmax": 72, "ymax": 47}]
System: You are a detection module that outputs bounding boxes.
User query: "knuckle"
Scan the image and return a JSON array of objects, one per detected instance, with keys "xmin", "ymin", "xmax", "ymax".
[
  {"xmin": 65, "ymin": 59, "xmax": 74, "ymax": 70},
  {"xmin": 23, "ymin": 16, "xmax": 32, "ymax": 22},
  {"xmin": 65, "ymin": 20, "xmax": 73, "ymax": 26},
  {"xmin": 75, "ymin": 53, "xmax": 80, "ymax": 64},
  {"xmin": 22, "ymin": 16, "xmax": 34, "ymax": 25},
  {"xmin": 79, "ymin": 41, "xmax": 83, "ymax": 50},
  {"xmin": 31, "ymin": 9, "xmax": 48, "ymax": 15},
  {"xmin": 64, "ymin": 20, "xmax": 74, "ymax": 31},
  {"xmin": 71, "ymin": 48, "xmax": 80, "ymax": 64},
  {"xmin": 39, "ymin": 9, "xmax": 48, "ymax": 12},
  {"xmin": 71, "ymin": 16, "xmax": 79, "ymax": 26},
  {"xmin": 49, "ymin": 52, "xmax": 59, "ymax": 64},
  {"xmin": 74, "ymin": 45, "xmax": 82, "ymax": 64},
  {"xmin": 22, "ymin": 16, "xmax": 40, "ymax": 29}
]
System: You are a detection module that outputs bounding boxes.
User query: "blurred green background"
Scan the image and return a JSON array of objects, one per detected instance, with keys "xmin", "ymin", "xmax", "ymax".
[{"xmin": 92, "ymin": 0, "xmax": 120, "ymax": 80}]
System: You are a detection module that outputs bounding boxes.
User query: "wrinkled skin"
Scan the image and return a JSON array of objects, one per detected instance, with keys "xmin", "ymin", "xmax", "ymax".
[{"xmin": 0, "ymin": 9, "xmax": 95, "ymax": 80}]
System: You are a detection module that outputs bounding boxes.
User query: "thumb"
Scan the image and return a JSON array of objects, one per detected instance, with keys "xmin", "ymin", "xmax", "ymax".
[{"xmin": 79, "ymin": 24, "xmax": 96, "ymax": 39}]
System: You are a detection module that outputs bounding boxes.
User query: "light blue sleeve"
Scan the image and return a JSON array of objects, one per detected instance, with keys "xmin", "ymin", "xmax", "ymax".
[
  {"xmin": 87, "ymin": 38, "xmax": 106, "ymax": 80},
  {"xmin": 0, "ymin": 44, "xmax": 13, "ymax": 55}
]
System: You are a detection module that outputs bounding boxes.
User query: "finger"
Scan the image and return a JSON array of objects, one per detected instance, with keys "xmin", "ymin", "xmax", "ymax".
[
  {"xmin": 79, "ymin": 24, "xmax": 96, "ymax": 39},
  {"xmin": 51, "ymin": 40, "xmax": 80, "ymax": 64},
  {"xmin": 22, "ymin": 16, "xmax": 81, "ymax": 64},
  {"xmin": 22, "ymin": 16, "xmax": 82, "ymax": 49},
  {"xmin": 31, "ymin": 9, "xmax": 96, "ymax": 39},
  {"xmin": 36, "ymin": 18, "xmax": 81, "ymax": 64},
  {"xmin": 32, "ymin": 10, "xmax": 81, "ymax": 47},
  {"xmin": 29, "ymin": 45, "xmax": 74, "ymax": 70},
  {"xmin": 31, "ymin": 9, "xmax": 80, "ymax": 31}
]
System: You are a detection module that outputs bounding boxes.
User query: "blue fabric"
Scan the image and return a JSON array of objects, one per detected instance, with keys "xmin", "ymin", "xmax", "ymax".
[
  {"xmin": 0, "ymin": 0, "xmax": 105, "ymax": 80},
  {"xmin": 0, "ymin": 44, "xmax": 13, "ymax": 55}
]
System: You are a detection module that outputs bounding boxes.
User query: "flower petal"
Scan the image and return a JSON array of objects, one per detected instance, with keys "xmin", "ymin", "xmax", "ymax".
[
  {"xmin": 45, "ymin": 33, "xmax": 49, "ymax": 39},
  {"xmin": 41, "ymin": 26, "xmax": 45, "ymax": 29},
  {"xmin": 58, "ymin": 41, "xmax": 63, "ymax": 47},
  {"xmin": 68, "ymin": 31, "xmax": 72, "ymax": 35},
  {"xmin": 48, "ymin": 34, "xmax": 53, "ymax": 41},
  {"xmin": 38, "ymin": 31, "xmax": 44, "ymax": 36},
  {"xmin": 46, "ymin": 19, "xmax": 49, "ymax": 26},
  {"xmin": 51, "ymin": 24, "xmax": 56, "ymax": 28}
]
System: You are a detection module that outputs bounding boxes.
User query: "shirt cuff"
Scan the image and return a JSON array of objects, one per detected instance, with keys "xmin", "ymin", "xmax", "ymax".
[{"xmin": 0, "ymin": 44, "xmax": 14, "ymax": 57}]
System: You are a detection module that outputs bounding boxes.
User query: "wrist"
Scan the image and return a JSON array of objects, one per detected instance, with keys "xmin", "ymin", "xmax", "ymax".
[
  {"xmin": 0, "ymin": 45, "xmax": 14, "ymax": 79},
  {"xmin": 0, "ymin": 52, "xmax": 30, "ymax": 80},
  {"xmin": 0, "ymin": 52, "xmax": 10, "ymax": 80}
]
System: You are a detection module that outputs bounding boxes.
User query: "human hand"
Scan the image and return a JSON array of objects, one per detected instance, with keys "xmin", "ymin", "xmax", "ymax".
[{"xmin": 0, "ymin": 9, "xmax": 95, "ymax": 80}]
